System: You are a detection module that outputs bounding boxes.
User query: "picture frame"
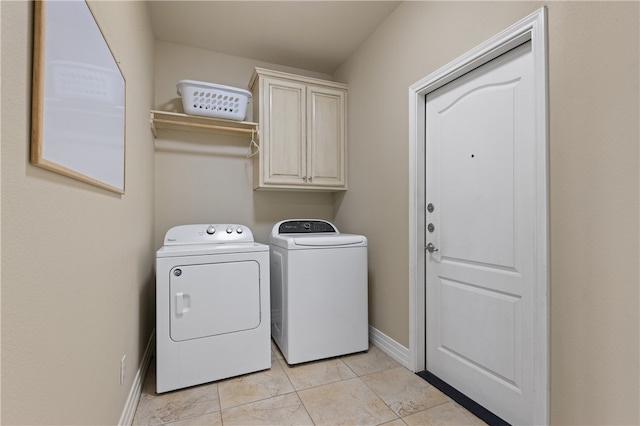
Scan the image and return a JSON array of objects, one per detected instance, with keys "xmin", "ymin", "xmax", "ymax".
[{"xmin": 31, "ymin": 0, "xmax": 126, "ymax": 194}]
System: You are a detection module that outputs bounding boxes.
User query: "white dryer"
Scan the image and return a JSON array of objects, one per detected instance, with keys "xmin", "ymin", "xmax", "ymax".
[
  {"xmin": 156, "ymin": 224, "xmax": 270, "ymax": 393},
  {"xmin": 270, "ymin": 219, "xmax": 368, "ymax": 365}
]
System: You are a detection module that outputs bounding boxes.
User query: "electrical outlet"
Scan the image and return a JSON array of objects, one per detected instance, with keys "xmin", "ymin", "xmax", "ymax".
[{"xmin": 120, "ymin": 355, "xmax": 126, "ymax": 385}]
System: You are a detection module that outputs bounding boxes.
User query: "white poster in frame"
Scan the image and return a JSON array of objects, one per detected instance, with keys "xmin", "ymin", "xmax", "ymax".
[{"xmin": 31, "ymin": 0, "xmax": 126, "ymax": 194}]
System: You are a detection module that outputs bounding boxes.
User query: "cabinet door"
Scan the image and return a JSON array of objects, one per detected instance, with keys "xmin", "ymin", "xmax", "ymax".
[
  {"xmin": 263, "ymin": 77, "xmax": 307, "ymax": 185},
  {"xmin": 307, "ymin": 86, "xmax": 346, "ymax": 188}
]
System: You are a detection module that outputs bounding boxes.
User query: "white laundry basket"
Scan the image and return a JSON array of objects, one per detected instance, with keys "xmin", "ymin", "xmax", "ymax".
[{"xmin": 177, "ymin": 80, "xmax": 251, "ymax": 121}]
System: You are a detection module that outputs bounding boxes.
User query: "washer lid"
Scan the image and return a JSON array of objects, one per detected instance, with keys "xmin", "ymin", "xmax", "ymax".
[
  {"xmin": 271, "ymin": 233, "xmax": 367, "ymax": 249},
  {"xmin": 293, "ymin": 234, "xmax": 366, "ymax": 246}
]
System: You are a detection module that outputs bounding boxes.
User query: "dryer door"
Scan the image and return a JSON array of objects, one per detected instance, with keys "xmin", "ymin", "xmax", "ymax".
[{"xmin": 169, "ymin": 260, "xmax": 261, "ymax": 342}]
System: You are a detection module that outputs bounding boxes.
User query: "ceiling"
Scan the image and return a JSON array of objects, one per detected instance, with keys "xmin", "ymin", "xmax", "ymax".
[{"xmin": 147, "ymin": 1, "xmax": 402, "ymax": 75}]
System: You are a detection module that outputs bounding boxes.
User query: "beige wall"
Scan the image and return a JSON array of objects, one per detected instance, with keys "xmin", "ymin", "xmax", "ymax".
[
  {"xmin": 2, "ymin": 1, "xmax": 638, "ymax": 424},
  {"xmin": 1, "ymin": 1, "xmax": 156, "ymax": 424},
  {"xmin": 153, "ymin": 41, "xmax": 338, "ymax": 246},
  {"xmin": 334, "ymin": 1, "xmax": 639, "ymax": 424},
  {"xmin": 547, "ymin": 3, "xmax": 639, "ymax": 423}
]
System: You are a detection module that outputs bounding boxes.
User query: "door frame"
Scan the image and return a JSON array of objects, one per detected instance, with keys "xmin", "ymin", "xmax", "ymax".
[{"xmin": 408, "ymin": 7, "xmax": 549, "ymax": 424}]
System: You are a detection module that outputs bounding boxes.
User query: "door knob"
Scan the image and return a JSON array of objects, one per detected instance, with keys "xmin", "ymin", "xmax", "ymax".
[{"xmin": 426, "ymin": 243, "xmax": 439, "ymax": 253}]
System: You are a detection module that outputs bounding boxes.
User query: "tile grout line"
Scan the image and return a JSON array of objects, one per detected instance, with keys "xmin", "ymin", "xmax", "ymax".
[
  {"xmin": 216, "ymin": 351, "xmax": 319, "ymax": 424},
  {"xmin": 352, "ymin": 361, "xmax": 463, "ymax": 424},
  {"xmin": 274, "ymin": 346, "xmax": 385, "ymax": 426},
  {"xmin": 137, "ymin": 343, "xmax": 480, "ymax": 426},
  {"xmin": 217, "ymin": 363, "xmax": 294, "ymax": 413},
  {"xmin": 351, "ymin": 365, "xmax": 404, "ymax": 425},
  {"xmin": 274, "ymin": 343, "xmax": 404, "ymax": 425},
  {"xmin": 274, "ymin": 355, "xmax": 318, "ymax": 425}
]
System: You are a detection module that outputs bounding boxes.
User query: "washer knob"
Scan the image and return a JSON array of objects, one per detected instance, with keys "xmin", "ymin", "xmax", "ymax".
[
  {"xmin": 206, "ymin": 226, "xmax": 216, "ymax": 235},
  {"xmin": 226, "ymin": 227, "xmax": 233, "ymax": 234},
  {"xmin": 236, "ymin": 227, "xmax": 244, "ymax": 234}
]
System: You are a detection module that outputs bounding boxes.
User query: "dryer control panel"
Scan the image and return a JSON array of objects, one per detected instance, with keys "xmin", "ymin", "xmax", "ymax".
[
  {"xmin": 164, "ymin": 224, "xmax": 254, "ymax": 245},
  {"xmin": 278, "ymin": 220, "xmax": 337, "ymax": 234}
]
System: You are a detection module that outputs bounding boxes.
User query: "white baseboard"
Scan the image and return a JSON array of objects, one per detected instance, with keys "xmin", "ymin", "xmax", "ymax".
[
  {"xmin": 119, "ymin": 330, "xmax": 155, "ymax": 426},
  {"xmin": 368, "ymin": 325, "xmax": 410, "ymax": 370}
]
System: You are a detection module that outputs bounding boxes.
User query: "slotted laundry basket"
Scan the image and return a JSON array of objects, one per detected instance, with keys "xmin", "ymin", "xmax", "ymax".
[{"xmin": 177, "ymin": 80, "xmax": 251, "ymax": 121}]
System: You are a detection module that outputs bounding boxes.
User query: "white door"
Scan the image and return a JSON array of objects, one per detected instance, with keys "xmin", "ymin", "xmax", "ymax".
[{"xmin": 425, "ymin": 41, "xmax": 535, "ymax": 424}]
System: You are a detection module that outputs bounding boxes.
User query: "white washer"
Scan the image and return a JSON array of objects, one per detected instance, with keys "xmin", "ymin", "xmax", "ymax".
[
  {"xmin": 156, "ymin": 224, "xmax": 270, "ymax": 393},
  {"xmin": 270, "ymin": 219, "xmax": 368, "ymax": 365}
]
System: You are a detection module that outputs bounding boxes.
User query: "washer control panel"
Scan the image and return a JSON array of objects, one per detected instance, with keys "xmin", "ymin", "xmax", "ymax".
[
  {"xmin": 278, "ymin": 220, "xmax": 338, "ymax": 234},
  {"xmin": 164, "ymin": 224, "xmax": 254, "ymax": 245}
]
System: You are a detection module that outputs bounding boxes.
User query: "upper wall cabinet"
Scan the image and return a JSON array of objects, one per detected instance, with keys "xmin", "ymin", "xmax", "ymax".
[{"xmin": 249, "ymin": 68, "xmax": 347, "ymax": 191}]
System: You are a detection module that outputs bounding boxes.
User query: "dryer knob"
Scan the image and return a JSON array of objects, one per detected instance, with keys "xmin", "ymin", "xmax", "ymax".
[
  {"xmin": 236, "ymin": 227, "xmax": 244, "ymax": 234},
  {"xmin": 206, "ymin": 226, "xmax": 216, "ymax": 235},
  {"xmin": 226, "ymin": 227, "xmax": 233, "ymax": 234}
]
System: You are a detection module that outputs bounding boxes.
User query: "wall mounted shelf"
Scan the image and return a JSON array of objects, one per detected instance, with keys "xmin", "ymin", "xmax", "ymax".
[{"xmin": 150, "ymin": 110, "xmax": 258, "ymax": 138}]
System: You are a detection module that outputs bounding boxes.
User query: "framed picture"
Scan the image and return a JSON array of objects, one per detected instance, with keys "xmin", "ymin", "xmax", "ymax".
[{"xmin": 31, "ymin": 0, "xmax": 126, "ymax": 194}]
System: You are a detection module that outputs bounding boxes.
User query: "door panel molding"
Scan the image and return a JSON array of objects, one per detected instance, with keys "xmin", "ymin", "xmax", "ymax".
[{"xmin": 408, "ymin": 7, "xmax": 548, "ymax": 425}]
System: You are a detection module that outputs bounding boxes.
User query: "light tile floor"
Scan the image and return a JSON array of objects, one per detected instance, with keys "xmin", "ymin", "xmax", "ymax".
[{"xmin": 133, "ymin": 341, "xmax": 486, "ymax": 426}]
